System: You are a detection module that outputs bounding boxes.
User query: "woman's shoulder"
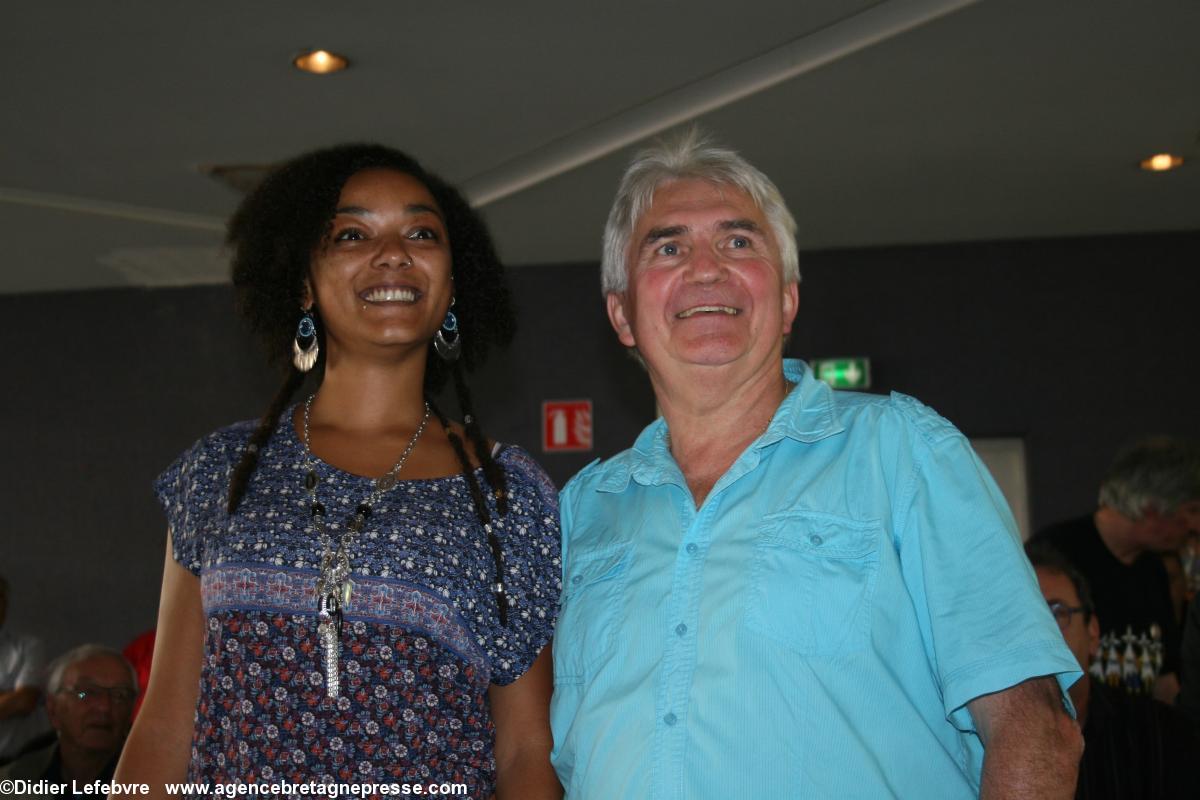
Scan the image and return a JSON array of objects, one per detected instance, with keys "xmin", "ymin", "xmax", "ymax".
[
  {"xmin": 494, "ymin": 442, "xmax": 546, "ymax": 476},
  {"xmin": 154, "ymin": 412, "xmax": 295, "ymax": 517},
  {"xmin": 178, "ymin": 418, "xmax": 263, "ymax": 464},
  {"xmin": 494, "ymin": 444, "xmax": 559, "ymax": 504},
  {"xmin": 163, "ymin": 411, "xmax": 293, "ymax": 479}
]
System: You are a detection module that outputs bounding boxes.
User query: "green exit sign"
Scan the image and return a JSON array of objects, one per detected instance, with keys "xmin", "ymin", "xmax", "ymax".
[{"xmin": 813, "ymin": 358, "xmax": 871, "ymax": 389}]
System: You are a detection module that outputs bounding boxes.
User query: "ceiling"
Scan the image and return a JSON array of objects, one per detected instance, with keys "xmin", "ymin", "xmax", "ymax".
[{"xmin": 1, "ymin": 0, "xmax": 1197, "ymax": 295}]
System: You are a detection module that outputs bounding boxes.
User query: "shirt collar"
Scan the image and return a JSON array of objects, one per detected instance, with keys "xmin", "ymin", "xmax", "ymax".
[
  {"xmin": 593, "ymin": 417, "xmax": 672, "ymax": 491},
  {"xmin": 763, "ymin": 358, "xmax": 846, "ymax": 445},
  {"xmin": 596, "ymin": 359, "xmax": 845, "ymax": 492}
]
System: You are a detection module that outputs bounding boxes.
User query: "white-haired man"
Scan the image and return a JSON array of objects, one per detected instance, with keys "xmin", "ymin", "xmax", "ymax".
[
  {"xmin": 0, "ymin": 645, "xmax": 136, "ymax": 793},
  {"xmin": 550, "ymin": 131, "xmax": 1084, "ymax": 798}
]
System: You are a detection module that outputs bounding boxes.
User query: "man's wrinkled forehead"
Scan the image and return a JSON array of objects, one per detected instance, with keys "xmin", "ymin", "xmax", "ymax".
[
  {"xmin": 637, "ymin": 178, "xmax": 760, "ymax": 218},
  {"xmin": 640, "ymin": 218, "xmax": 765, "ymax": 249},
  {"xmin": 64, "ymin": 655, "xmax": 135, "ymax": 689},
  {"xmin": 634, "ymin": 179, "xmax": 768, "ymax": 238}
]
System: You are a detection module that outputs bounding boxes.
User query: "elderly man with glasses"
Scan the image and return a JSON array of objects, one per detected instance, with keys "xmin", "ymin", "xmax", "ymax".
[
  {"xmin": 0, "ymin": 644, "xmax": 137, "ymax": 795},
  {"xmin": 1026, "ymin": 542, "xmax": 1196, "ymax": 799}
]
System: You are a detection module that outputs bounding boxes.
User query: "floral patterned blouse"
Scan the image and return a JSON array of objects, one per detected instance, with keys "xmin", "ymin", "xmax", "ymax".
[{"xmin": 155, "ymin": 410, "xmax": 562, "ymax": 798}]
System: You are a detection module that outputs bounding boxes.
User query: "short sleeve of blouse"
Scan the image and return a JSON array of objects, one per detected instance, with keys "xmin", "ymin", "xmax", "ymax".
[
  {"xmin": 153, "ymin": 427, "xmax": 243, "ymax": 575},
  {"xmin": 487, "ymin": 446, "xmax": 562, "ymax": 685}
]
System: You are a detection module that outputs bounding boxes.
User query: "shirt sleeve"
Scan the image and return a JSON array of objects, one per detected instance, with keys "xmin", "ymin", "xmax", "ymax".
[
  {"xmin": 153, "ymin": 433, "xmax": 233, "ymax": 575},
  {"xmin": 487, "ymin": 446, "xmax": 563, "ymax": 685},
  {"xmin": 13, "ymin": 636, "xmax": 46, "ymax": 689},
  {"xmin": 891, "ymin": 400, "xmax": 1082, "ymax": 731}
]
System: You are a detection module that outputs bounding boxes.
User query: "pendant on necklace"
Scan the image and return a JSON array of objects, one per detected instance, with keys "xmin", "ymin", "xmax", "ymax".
[{"xmin": 318, "ymin": 591, "xmax": 342, "ymax": 698}]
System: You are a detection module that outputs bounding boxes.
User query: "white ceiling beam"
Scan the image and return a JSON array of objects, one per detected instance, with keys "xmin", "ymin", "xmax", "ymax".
[
  {"xmin": 463, "ymin": 0, "xmax": 980, "ymax": 207},
  {"xmin": 0, "ymin": 186, "xmax": 225, "ymax": 232}
]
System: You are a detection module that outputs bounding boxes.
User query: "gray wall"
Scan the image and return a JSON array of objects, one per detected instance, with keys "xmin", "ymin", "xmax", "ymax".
[
  {"xmin": 2, "ymin": 230, "xmax": 1197, "ymax": 663},
  {"xmin": 788, "ymin": 231, "xmax": 1200, "ymax": 527}
]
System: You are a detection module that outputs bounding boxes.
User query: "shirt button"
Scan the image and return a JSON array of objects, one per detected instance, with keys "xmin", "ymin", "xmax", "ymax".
[
  {"xmin": 675, "ymin": 623, "xmax": 687, "ymax": 636},
  {"xmin": 664, "ymin": 712, "xmax": 677, "ymax": 726},
  {"xmin": 809, "ymin": 534, "xmax": 824, "ymax": 546},
  {"xmin": 571, "ymin": 574, "xmax": 583, "ymax": 585},
  {"xmin": 686, "ymin": 543, "xmax": 698, "ymax": 555}
]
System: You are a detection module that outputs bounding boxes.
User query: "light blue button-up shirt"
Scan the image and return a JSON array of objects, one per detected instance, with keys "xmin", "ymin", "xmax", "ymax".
[{"xmin": 551, "ymin": 360, "xmax": 1080, "ymax": 799}]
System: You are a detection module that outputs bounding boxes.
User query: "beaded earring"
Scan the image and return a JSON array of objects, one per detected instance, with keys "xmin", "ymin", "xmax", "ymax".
[
  {"xmin": 292, "ymin": 308, "xmax": 319, "ymax": 372},
  {"xmin": 433, "ymin": 299, "xmax": 461, "ymax": 362}
]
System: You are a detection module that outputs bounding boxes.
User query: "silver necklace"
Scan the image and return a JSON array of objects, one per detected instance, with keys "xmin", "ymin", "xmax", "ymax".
[{"xmin": 301, "ymin": 395, "xmax": 431, "ymax": 698}]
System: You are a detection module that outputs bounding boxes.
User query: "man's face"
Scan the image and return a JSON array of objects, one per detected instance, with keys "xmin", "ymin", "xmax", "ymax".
[
  {"xmin": 46, "ymin": 655, "xmax": 135, "ymax": 756},
  {"xmin": 1134, "ymin": 502, "xmax": 1197, "ymax": 553},
  {"xmin": 1035, "ymin": 567, "xmax": 1099, "ymax": 671},
  {"xmin": 606, "ymin": 179, "xmax": 798, "ymax": 380}
]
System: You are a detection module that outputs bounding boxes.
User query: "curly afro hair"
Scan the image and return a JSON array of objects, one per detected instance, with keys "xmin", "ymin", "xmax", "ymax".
[
  {"xmin": 224, "ymin": 145, "xmax": 517, "ymax": 562},
  {"xmin": 228, "ymin": 142, "xmax": 515, "ymax": 391}
]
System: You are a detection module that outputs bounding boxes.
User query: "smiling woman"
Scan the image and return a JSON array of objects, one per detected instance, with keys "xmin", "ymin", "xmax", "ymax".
[
  {"xmin": 113, "ymin": 145, "xmax": 563, "ymax": 800},
  {"xmin": 308, "ymin": 169, "xmax": 455, "ymax": 365}
]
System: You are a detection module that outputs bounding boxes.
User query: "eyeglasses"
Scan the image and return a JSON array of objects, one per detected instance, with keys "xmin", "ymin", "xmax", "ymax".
[
  {"xmin": 60, "ymin": 685, "xmax": 136, "ymax": 706},
  {"xmin": 1047, "ymin": 601, "xmax": 1088, "ymax": 630}
]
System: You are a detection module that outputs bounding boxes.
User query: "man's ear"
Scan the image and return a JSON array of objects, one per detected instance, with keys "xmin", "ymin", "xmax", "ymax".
[
  {"xmin": 1087, "ymin": 613, "xmax": 1101, "ymax": 659},
  {"xmin": 607, "ymin": 292, "xmax": 636, "ymax": 348},
  {"xmin": 781, "ymin": 282, "xmax": 799, "ymax": 335}
]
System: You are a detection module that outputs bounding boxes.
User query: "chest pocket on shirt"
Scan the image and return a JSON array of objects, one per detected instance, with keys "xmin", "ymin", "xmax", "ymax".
[
  {"xmin": 553, "ymin": 542, "xmax": 631, "ymax": 685},
  {"xmin": 745, "ymin": 510, "xmax": 880, "ymax": 657}
]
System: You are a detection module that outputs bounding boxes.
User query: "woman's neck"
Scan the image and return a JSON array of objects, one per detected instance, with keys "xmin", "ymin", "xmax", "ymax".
[{"xmin": 310, "ymin": 348, "xmax": 430, "ymax": 431}]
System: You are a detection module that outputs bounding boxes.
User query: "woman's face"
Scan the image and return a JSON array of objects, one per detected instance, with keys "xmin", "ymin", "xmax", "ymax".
[{"xmin": 307, "ymin": 168, "xmax": 453, "ymax": 359}]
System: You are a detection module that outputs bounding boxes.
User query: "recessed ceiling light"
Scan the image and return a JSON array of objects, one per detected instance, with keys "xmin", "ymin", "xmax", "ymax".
[
  {"xmin": 1139, "ymin": 153, "xmax": 1183, "ymax": 172},
  {"xmin": 293, "ymin": 49, "xmax": 349, "ymax": 75},
  {"xmin": 200, "ymin": 163, "xmax": 273, "ymax": 194}
]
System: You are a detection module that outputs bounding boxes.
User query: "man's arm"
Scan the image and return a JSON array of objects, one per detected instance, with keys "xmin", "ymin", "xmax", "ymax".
[
  {"xmin": 968, "ymin": 676, "xmax": 1083, "ymax": 800},
  {"xmin": 0, "ymin": 686, "xmax": 40, "ymax": 719}
]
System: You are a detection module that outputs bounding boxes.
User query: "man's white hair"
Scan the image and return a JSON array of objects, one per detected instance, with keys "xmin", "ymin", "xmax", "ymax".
[
  {"xmin": 600, "ymin": 127, "xmax": 799, "ymax": 295},
  {"xmin": 1097, "ymin": 436, "xmax": 1200, "ymax": 519},
  {"xmin": 46, "ymin": 644, "xmax": 137, "ymax": 695}
]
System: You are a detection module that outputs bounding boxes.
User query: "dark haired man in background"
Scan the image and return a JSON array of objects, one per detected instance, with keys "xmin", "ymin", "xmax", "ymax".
[{"xmin": 1027, "ymin": 542, "xmax": 1196, "ymax": 799}]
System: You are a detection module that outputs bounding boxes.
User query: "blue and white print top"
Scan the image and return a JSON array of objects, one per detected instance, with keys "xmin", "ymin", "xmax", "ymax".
[{"xmin": 155, "ymin": 408, "xmax": 561, "ymax": 799}]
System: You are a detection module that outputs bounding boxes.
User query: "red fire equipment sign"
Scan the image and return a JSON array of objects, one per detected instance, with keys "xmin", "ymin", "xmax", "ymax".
[{"xmin": 543, "ymin": 400, "xmax": 593, "ymax": 452}]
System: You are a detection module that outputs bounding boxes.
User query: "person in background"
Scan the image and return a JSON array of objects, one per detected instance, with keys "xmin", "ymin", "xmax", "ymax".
[
  {"xmin": 550, "ymin": 128, "xmax": 1083, "ymax": 799},
  {"xmin": 1026, "ymin": 542, "xmax": 1197, "ymax": 799},
  {"xmin": 1034, "ymin": 437, "xmax": 1200, "ymax": 703},
  {"xmin": 120, "ymin": 629, "xmax": 155, "ymax": 720},
  {"xmin": 0, "ymin": 575, "xmax": 47, "ymax": 764},
  {"xmin": 0, "ymin": 645, "xmax": 136, "ymax": 795}
]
